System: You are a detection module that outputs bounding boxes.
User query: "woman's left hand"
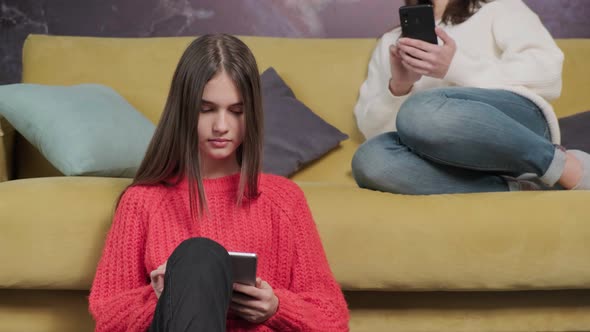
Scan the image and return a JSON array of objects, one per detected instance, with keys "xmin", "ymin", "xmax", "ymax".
[
  {"xmin": 397, "ymin": 27, "xmax": 457, "ymax": 79},
  {"xmin": 230, "ymin": 277, "xmax": 279, "ymax": 323}
]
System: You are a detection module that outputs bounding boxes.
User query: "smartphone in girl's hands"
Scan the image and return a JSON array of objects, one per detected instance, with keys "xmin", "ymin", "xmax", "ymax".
[{"xmin": 228, "ymin": 251, "xmax": 257, "ymax": 286}]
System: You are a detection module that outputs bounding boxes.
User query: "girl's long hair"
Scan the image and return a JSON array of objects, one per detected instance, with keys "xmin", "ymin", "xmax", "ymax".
[
  {"xmin": 120, "ymin": 34, "xmax": 263, "ymax": 216},
  {"xmin": 405, "ymin": 0, "xmax": 489, "ymax": 25}
]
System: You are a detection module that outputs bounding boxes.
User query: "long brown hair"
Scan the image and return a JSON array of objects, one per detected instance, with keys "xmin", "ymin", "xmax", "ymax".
[
  {"xmin": 121, "ymin": 34, "xmax": 263, "ymax": 216},
  {"xmin": 405, "ymin": 0, "xmax": 489, "ymax": 25}
]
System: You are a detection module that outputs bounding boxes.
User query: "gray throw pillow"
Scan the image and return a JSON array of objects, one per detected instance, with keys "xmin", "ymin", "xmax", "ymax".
[
  {"xmin": 559, "ymin": 111, "xmax": 590, "ymax": 153},
  {"xmin": 0, "ymin": 84, "xmax": 155, "ymax": 177},
  {"xmin": 261, "ymin": 67, "xmax": 348, "ymax": 177}
]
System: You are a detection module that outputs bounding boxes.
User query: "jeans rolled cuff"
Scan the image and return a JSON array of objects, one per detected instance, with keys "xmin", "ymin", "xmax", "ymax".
[{"xmin": 539, "ymin": 146, "xmax": 567, "ymax": 186}]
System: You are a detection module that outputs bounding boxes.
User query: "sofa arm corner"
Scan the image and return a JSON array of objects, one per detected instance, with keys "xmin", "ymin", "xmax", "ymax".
[{"xmin": 0, "ymin": 115, "xmax": 16, "ymax": 182}]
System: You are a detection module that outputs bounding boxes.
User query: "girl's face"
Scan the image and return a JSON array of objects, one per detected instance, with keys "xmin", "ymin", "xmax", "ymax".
[{"xmin": 197, "ymin": 70, "xmax": 245, "ymax": 176}]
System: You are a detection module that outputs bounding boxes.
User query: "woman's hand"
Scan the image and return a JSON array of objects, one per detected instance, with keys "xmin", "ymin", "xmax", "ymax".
[
  {"xmin": 150, "ymin": 262, "xmax": 167, "ymax": 299},
  {"xmin": 230, "ymin": 277, "xmax": 279, "ymax": 323},
  {"xmin": 396, "ymin": 27, "xmax": 456, "ymax": 79},
  {"xmin": 389, "ymin": 44, "xmax": 422, "ymax": 96}
]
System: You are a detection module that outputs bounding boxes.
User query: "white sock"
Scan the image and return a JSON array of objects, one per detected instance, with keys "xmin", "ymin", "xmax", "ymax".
[{"xmin": 568, "ymin": 150, "xmax": 590, "ymax": 190}]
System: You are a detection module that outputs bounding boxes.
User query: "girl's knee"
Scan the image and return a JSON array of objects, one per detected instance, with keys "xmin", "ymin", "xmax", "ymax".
[
  {"xmin": 172, "ymin": 237, "xmax": 229, "ymax": 264},
  {"xmin": 397, "ymin": 89, "xmax": 448, "ymax": 135},
  {"xmin": 351, "ymin": 143, "xmax": 379, "ymax": 187},
  {"xmin": 352, "ymin": 134, "xmax": 404, "ymax": 191},
  {"xmin": 397, "ymin": 88, "xmax": 466, "ymax": 148}
]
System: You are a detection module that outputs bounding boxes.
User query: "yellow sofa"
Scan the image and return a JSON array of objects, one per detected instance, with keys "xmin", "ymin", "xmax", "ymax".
[{"xmin": 1, "ymin": 34, "xmax": 590, "ymax": 332}]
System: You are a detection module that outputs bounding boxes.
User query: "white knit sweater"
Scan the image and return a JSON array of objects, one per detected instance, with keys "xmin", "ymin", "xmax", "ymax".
[{"xmin": 354, "ymin": 0, "xmax": 564, "ymax": 143}]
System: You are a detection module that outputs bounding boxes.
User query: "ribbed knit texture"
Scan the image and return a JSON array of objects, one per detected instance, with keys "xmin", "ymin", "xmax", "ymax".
[{"xmin": 89, "ymin": 173, "xmax": 349, "ymax": 331}]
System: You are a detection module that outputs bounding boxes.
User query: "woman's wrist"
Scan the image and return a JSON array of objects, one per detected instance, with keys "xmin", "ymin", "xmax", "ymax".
[{"xmin": 389, "ymin": 79, "xmax": 413, "ymax": 96}]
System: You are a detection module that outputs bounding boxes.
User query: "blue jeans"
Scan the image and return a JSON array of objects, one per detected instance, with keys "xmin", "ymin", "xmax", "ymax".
[{"xmin": 352, "ymin": 87, "xmax": 565, "ymax": 194}]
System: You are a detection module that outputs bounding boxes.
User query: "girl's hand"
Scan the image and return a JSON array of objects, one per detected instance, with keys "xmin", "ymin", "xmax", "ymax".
[
  {"xmin": 396, "ymin": 27, "xmax": 456, "ymax": 79},
  {"xmin": 230, "ymin": 277, "xmax": 279, "ymax": 323},
  {"xmin": 150, "ymin": 262, "xmax": 167, "ymax": 299}
]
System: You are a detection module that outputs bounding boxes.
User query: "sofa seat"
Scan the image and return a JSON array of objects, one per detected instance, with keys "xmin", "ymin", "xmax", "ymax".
[{"xmin": 2, "ymin": 177, "xmax": 590, "ymax": 292}]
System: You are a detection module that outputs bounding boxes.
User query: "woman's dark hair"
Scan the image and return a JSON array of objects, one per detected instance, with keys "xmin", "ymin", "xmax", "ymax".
[
  {"xmin": 405, "ymin": 0, "xmax": 489, "ymax": 25},
  {"xmin": 119, "ymin": 34, "xmax": 263, "ymax": 216}
]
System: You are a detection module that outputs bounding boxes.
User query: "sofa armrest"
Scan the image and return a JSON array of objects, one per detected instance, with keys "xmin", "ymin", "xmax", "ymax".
[
  {"xmin": 0, "ymin": 115, "xmax": 16, "ymax": 182},
  {"xmin": 0, "ymin": 177, "xmax": 131, "ymax": 290}
]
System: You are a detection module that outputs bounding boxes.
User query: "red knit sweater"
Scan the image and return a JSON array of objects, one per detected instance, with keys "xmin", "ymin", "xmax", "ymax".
[{"xmin": 89, "ymin": 173, "xmax": 349, "ymax": 331}]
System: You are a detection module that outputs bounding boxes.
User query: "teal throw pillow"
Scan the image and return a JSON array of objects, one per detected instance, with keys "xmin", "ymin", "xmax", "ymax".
[{"xmin": 0, "ymin": 84, "xmax": 155, "ymax": 177}]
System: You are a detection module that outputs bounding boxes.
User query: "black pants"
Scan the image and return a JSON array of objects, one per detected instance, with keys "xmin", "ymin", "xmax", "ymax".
[{"xmin": 149, "ymin": 238, "xmax": 233, "ymax": 332}]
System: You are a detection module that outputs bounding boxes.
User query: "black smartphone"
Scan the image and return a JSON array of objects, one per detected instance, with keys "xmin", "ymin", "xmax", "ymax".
[{"xmin": 399, "ymin": 4, "xmax": 438, "ymax": 44}]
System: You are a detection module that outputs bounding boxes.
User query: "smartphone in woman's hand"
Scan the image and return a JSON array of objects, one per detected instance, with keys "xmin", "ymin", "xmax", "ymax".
[{"xmin": 399, "ymin": 4, "xmax": 438, "ymax": 44}]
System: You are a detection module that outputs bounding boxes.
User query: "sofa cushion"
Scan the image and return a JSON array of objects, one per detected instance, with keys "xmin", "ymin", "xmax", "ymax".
[
  {"xmin": 0, "ymin": 84, "xmax": 155, "ymax": 177},
  {"xmin": 261, "ymin": 67, "xmax": 348, "ymax": 176},
  {"xmin": 0, "ymin": 177, "xmax": 130, "ymax": 289},
  {"xmin": 2, "ymin": 177, "xmax": 590, "ymax": 291},
  {"xmin": 559, "ymin": 110, "xmax": 590, "ymax": 152}
]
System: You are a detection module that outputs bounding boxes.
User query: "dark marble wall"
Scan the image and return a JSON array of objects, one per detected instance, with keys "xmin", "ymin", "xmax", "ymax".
[{"xmin": 1, "ymin": 0, "xmax": 589, "ymax": 85}]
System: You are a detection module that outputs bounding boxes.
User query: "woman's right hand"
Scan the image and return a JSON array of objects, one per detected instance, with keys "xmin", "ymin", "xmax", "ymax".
[
  {"xmin": 389, "ymin": 44, "xmax": 422, "ymax": 96},
  {"xmin": 150, "ymin": 262, "xmax": 167, "ymax": 299}
]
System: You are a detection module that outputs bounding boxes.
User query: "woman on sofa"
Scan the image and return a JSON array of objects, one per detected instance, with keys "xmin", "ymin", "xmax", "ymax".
[
  {"xmin": 89, "ymin": 34, "xmax": 349, "ymax": 332},
  {"xmin": 352, "ymin": 0, "xmax": 590, "ymax": 194}
]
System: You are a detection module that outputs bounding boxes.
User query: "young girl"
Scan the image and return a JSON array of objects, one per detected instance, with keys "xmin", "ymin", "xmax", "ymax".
[
  {"xmin": 89, "ymin": 34, "xmax": 349, "ymax": 331},
  {"xmin": 352, "ymin": 0, "xmax": 590, "ymax": 194}
]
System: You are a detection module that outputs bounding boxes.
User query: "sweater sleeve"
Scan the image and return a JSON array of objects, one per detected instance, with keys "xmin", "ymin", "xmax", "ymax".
[
  {"xmin": 89, "ymin": 187, "xmax": 157, "ymax": 332},
  {"xmin": 354, "ymin": 30, "xmax": 413, "ymax": 140},
  {"xmin": 444, "ymin": 0, "xmax": 564, "ymax": 100},
  {"xmin": 264, "ymin": 186, "xmax": 350, "ymax": 331}
]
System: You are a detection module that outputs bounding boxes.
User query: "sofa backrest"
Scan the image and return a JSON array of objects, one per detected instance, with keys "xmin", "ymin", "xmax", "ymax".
[
  {"xmin": 16, "ymin": 35, "xmax": 590, "ymax": 183},
  {"xmin": 550, "ymin": 39, "xmax": 590, "ymax": 118}
]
